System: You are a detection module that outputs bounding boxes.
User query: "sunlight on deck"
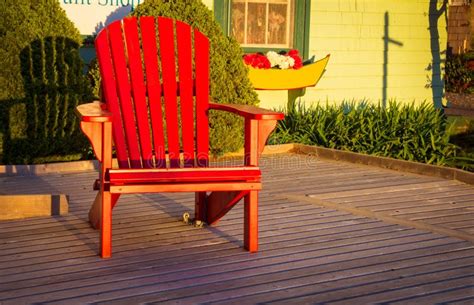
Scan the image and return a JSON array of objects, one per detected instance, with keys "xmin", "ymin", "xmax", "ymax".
[{"xmin": 1, "ymin": 155, "xmax": 473, "ymax": 304}]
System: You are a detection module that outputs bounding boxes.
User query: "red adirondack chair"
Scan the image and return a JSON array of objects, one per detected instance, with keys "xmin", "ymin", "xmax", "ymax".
[{"xmin": 75, "ymin": 16, "xmax": 284, "ymax": 258}]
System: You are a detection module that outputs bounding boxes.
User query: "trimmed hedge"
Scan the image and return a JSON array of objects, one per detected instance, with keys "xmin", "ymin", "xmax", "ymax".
[
  {"xmin": 130, "ymin": 0, "xmax": 259, "ymax": 156},
  {"xmin": 0, "ymin": 0, "xmax": 91, "ymax": 164},
  {"xmin": 270, "ymin": 101, "xmax": 464, "ymax": 167}
]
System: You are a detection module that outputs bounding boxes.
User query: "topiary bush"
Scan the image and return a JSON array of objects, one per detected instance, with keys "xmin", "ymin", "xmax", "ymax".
[
  {"xmin": 0, "ymin": 0, "xmax": 92, "ymax": 164},
  {"xmin": 130, "ymin": 0, "xmax": 259, "ymax": 156}
]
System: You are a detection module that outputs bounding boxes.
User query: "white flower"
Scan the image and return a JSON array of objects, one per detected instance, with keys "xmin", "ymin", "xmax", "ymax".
[
  {"xmin": 287, "ymin": 56, "xmax": 295, "ymax": 67},
  {"xmin": 266, "ymin": 51, "xmax": 280, "ymax": 68},
  {"xmin": 279, "ymin": 60, "xmax": 290, "ymax": 69},
  {"xmin": 265, "ymin": 51, "xmax": 296, "ymax": 69}
]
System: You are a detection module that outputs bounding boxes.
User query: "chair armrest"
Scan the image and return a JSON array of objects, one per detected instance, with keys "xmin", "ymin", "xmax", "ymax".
[
  {"xmin": 209, "ymin": 102, "xmax": 284, "ymax": 120},
  {"xmin": 75, "ymin": 101, "xmax": 113, "ymax": 122},
  {"xmin": 76, "ymin": 101, "xmax": 113, "ymax": 165},
  {"xmin": 209, "ymin": 102, "xmax": 284, "ymax": 166}
]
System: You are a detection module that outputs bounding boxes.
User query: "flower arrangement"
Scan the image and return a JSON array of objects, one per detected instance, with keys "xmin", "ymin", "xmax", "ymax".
[
  {"xmin": 245, "ymin": 53, "xmax": 330, "ymax": 90},
  {"xmin": 243, "ymin": 49, "xmax": 303, "ymax": 70}
]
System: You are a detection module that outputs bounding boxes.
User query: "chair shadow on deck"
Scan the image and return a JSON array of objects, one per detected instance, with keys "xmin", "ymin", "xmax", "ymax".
[
  {"xmin": 140, "ymin": 193, "xmax": 244, "ymax": 250},
  {"xmin": 60, "ymin": 191, "xmax": 245, "ymax": 256},
  {"xmin": 46, "ymin": 181, "xmax": 101, "ymax": 256},
  {"xmin": 0, "ymin": 173, "xmax": 100, "ymax": 255}
]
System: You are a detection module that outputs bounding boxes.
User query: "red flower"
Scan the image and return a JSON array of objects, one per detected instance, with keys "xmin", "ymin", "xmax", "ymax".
[
  {"xmin": 243, "ymin": 50, "xmax": 303, "ymax": 69},
  {"xmin": 292, "ymin": 56, "xmax": 303, "ymax": 69},
  {"xmin": 288, "ymin": 49, "xmax": 299, "ymax": 57},
  {"xmin": 287, "ymin": 49, "xmax": 303, "ymax": 70},
  {"xmin": 243, "ymin": 53, "xmax": 271, "ymax": 69}
]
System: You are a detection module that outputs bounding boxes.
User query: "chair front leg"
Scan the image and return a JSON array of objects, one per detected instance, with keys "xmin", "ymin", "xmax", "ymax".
[
  {"xmin": 244, "ymin": 190, "xmax": 258, "ymax": 252},
  {"xmin": 100, "ymin": 121, "xmax": 114, "ymax": 258},
  {"xmin": 242, "ymin": 119, "xmax": 276, "ymax": 253},
  {"xmin": 101, "ymin": 190, "xmax": 113, "ymax": 258},
  {"xmin": 81, "ymin": 119, "xmax": 114, "ymax": 258}
]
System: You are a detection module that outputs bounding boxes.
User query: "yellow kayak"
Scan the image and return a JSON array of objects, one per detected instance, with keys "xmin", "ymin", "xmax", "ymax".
[{"xmin": 247, "ymin": 54, "xmax": 330, "ymax": 90}]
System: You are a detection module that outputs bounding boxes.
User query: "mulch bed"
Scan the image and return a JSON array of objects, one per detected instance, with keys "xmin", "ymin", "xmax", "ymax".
[{"xmin": 446, "ymin": 92, "xmax": 474, "ymax": 110}]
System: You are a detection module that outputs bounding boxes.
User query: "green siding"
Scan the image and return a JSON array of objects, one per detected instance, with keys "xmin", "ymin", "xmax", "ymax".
[
  {"xmin": 203, "ymin": 0, "xmax": 447, "ymax": 108},
  {"xmin": 256, "ymin": 0, "xmax": 448, "ymax": 109}
]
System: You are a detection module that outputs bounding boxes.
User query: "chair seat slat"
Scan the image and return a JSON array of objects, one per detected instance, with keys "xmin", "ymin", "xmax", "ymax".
[
  {"xmin": 109, "ymin": 182, "xmax": 261, "ymax": 194},
  {"xmin": 108, "ymin": 167, "xmax": 261, "ymax": 184}
]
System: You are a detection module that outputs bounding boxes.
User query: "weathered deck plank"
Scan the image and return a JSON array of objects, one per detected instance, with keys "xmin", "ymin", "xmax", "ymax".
[{"xmin": 0, "ymin": 154, "xmax": 473, "ymax": 304}]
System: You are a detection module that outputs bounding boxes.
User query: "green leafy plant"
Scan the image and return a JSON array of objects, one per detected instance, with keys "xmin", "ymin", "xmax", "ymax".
[
  {"xmin": 0, "ymin": 0, "xmax": 92, "ymax": 164},
  {"xmin": 129, "ymin": 0, "xmax": 259, "ymax": 156},
  {"xmin": 447, "ymin": 119, "xmax": 474, "ymax": 171},
  {"xmin": 445, "ymin": 53, "xmax": 474, "ymax": 94},
  {"xmin": 87, "ymin": 58, "xmax": 101, "ymax": 100},
  {"xmin": 270, "ymin": 101, "xmax": 470, "ymax": 169}
]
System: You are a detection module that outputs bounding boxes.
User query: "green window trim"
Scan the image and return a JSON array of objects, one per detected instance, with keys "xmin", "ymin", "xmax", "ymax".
[{"xmin": 214, "ymin": 0, "xmax": 311, "ymax": 59}]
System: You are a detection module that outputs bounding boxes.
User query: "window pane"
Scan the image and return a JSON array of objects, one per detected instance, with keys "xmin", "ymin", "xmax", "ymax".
[
  {"xmin": 268, "ymin": 4, "xmax": 290, "ymax": 45},
  {"xmin": 231, "ymin": 0, "xmax": 294, "ymax": 48},
  {"xmin": 247, "ymin": 3, "xmax": 266, "ymax": 44},
  {"xmin": 231, "ymin": 2, "xmax": 245, "ymax": 43}
]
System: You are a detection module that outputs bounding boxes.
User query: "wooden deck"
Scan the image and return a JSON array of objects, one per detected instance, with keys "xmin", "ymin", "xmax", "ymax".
[{"xmin": 1, "ymin": 154, "xmax": 473, "ymax": 304}]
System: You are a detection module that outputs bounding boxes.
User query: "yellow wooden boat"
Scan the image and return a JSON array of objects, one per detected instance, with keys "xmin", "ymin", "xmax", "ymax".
[{"xmin": 247, "ymin": 54, "xmax": 330, "ymax": 90}]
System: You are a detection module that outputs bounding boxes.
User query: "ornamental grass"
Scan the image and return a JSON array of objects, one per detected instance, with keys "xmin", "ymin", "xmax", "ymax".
[{"xmin": 270, "ymin": 101, "xmax": 473, "ymax": 171}]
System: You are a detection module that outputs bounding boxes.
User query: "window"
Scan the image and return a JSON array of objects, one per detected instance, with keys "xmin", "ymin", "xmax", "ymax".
[
  {"xmin": 214, "ymin": 0, "xmax": 310, "ymax": 58},
  {"xmin": 231, "ymin": 0, "xmax": 294, "ymax": 48}
]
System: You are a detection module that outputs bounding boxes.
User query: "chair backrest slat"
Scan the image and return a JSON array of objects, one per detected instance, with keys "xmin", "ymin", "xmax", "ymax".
[
  {"xmin": 95, "ymin": 17, "xmax": 210, "ymax": 169},
  {"xmin": 95, "ymin": 25, "xmax": 129, "ymax": 168},
  {"xmin": 194, "ymin": 29, "xmax": 210, "ymax": 167},
  {"xmin": 140, "ymin": 17, "xmax": 166, "ymax": 168},
  {"xmin": 158, "ymin": 18, "xmax": 181, "ymax": 168},
  {"xmin": 108, "ymin": 21, "xmax": 142, "ymax": 168},
  {"xmin": 176, "ymin": 21, "xmax": 195, "ymax": 167},
  {"xmin": 123, "ymin": 18, "xmax": 153, "ymax": 168}
]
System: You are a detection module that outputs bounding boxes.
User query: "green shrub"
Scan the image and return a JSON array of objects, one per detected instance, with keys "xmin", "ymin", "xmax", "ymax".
[
  {"xmin": 0, "ymin": 0, "xmax": 92, "ymax": 164},
  {"xmin": 130, "ymin": 0, "xmax": 258, "ymax": 156},
  {"xmin": 445, "ymin": 53, "xmax": 474, "ymax": 94},
  {"xmin": 447, "ymin": 119, "xmax": 474, "ymax": 172},
  {"xmin": 271, "ymin": 101, "xmax": 463, "ymax": 167},
  {"xmin": 87, "ymin": 58, "xmax": 101, "ymax": 100}
]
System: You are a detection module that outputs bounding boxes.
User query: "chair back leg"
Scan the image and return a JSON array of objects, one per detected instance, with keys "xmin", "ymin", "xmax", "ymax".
[{"xmin": 195, "ymin": 192, "xmax": 207, "ymax": 222}]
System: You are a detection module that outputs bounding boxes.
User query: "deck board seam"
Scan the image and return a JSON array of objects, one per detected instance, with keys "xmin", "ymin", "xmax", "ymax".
[{"xmin": 283, "ymin": 194, "xmax": 474, "ymax": 244}]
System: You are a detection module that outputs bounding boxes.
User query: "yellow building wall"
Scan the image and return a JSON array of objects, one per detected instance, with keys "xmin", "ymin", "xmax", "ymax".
[
  {"xmin": 202, "ymin": 0, "xmax": 214, "ymax": 9},
  {"xmin": 257, "ymin": 0, "xmax": 448, "ymax": 109}
]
